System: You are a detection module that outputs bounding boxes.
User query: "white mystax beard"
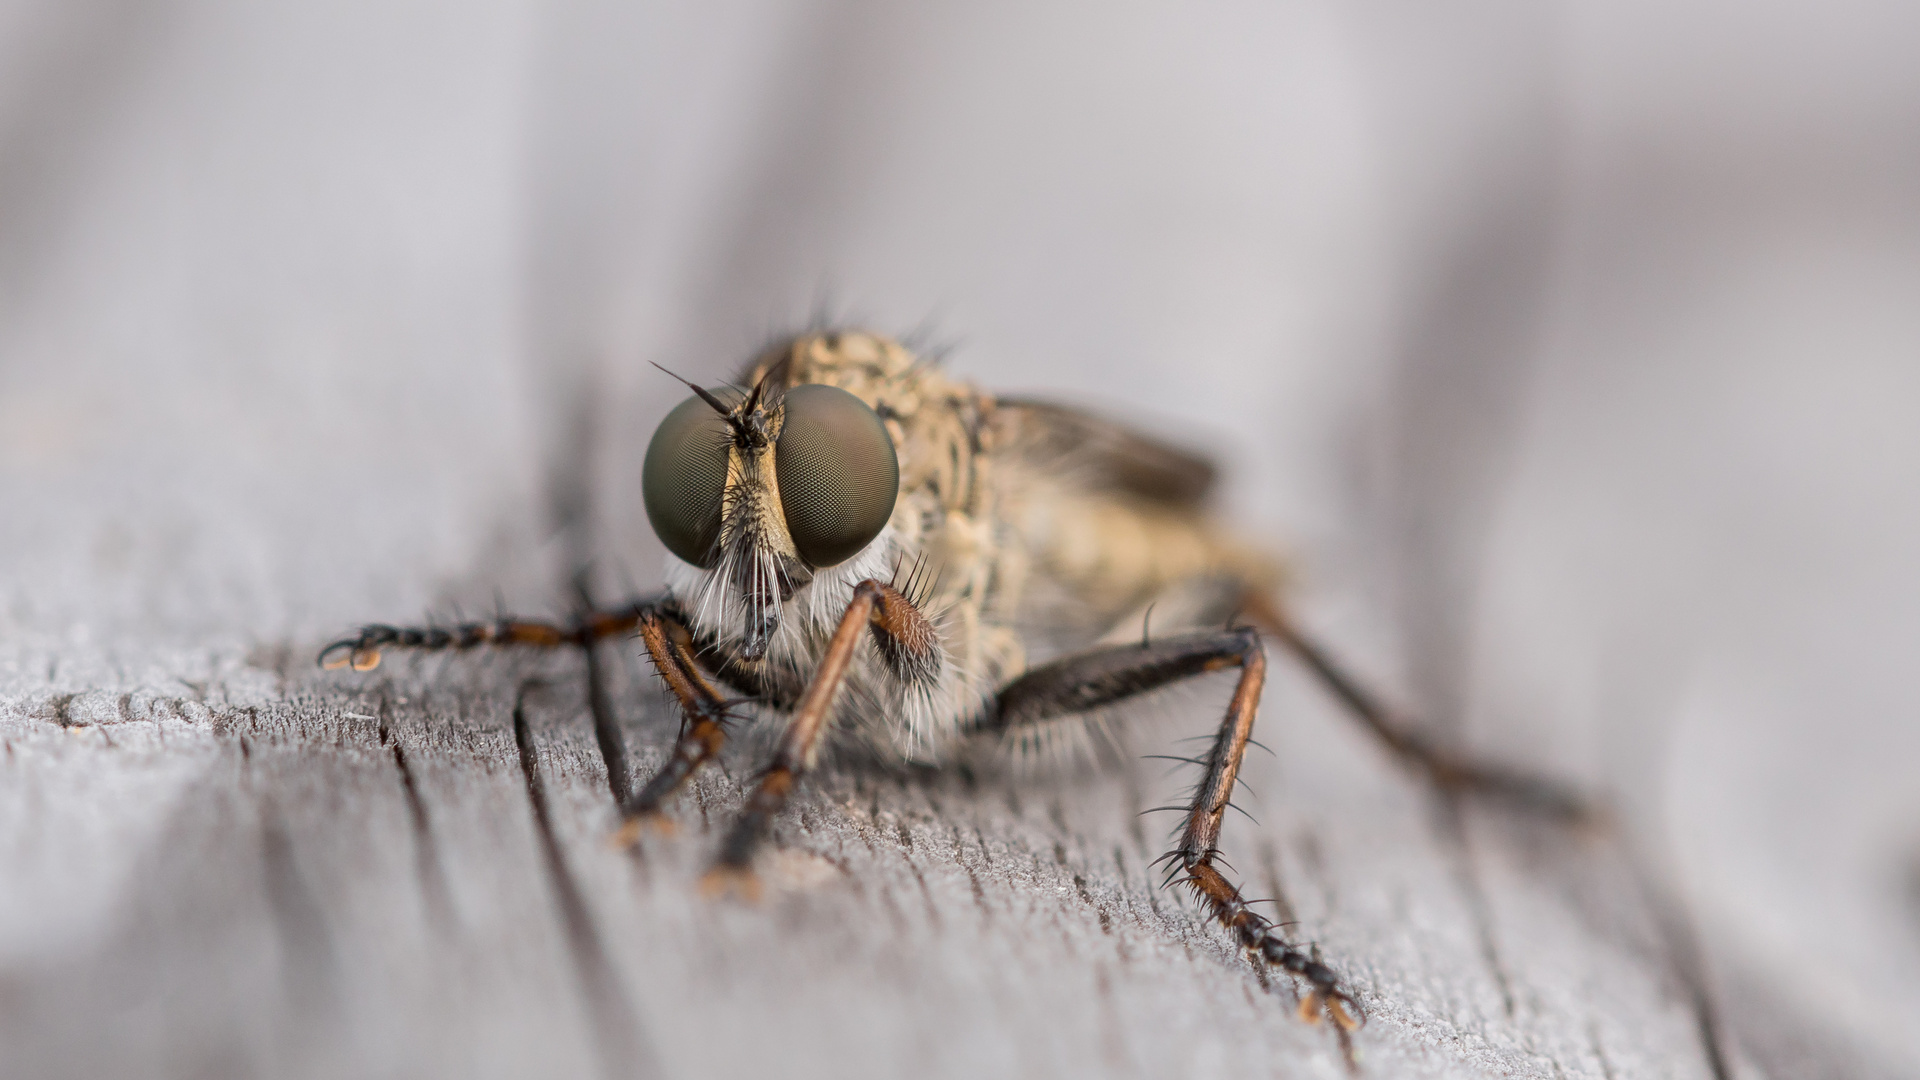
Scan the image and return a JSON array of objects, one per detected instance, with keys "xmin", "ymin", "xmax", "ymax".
[
  {"xmin": 660, "ymin": 527, "xmax": 989, "ymax": 763},
  {"xmin": 663, "ymin": 526, "xmax": 902, "ymax": 655}
]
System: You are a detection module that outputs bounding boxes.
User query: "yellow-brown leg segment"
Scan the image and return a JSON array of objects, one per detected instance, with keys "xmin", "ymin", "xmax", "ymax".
[
  {"xmin": 317, "ymin": 601, "xmax": 655, "ymax": 671},
  {"xmin": 1170, "ymin": 631, "xmax": 1362, "ymax": 1033},
  {"xmin": 987, "ymin": 627, "xmax": 1364, "ymax": 1033},
  {"xmin": 614, "ymin": 612, "xmax": 734, "ymax": 842},
  {"xmin": 1244, "ymin": 592, "xmax": 1593, "ymax": 823},
  {"xmin": 703, "ymin": 579, "xmax": 937, "ymax": 897},
  {"xmin": 322, "ymin": 598, "xmax": 740, "ymax": 835}
]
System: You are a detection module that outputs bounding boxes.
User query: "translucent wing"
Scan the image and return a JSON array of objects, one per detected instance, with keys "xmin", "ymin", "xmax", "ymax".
[{"xmin": 995, "ymin": 397, "xmax": 1218, "ymax": 509}]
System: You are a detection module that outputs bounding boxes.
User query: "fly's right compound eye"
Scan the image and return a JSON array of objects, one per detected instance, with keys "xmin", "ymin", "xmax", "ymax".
[
  {"xmin": 774, "ymin": 384, "xmax": 899, "ymax": 567},
  {"xmin": 643, "ymin": 392, "xmax": 735, "ymax": 567}
]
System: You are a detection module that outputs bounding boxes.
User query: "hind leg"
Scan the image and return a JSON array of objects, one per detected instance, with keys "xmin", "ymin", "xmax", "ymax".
[
  {"xmin": 985, "ymin": 626, "xmax": 1364, "ymax": 1033},
  {"xmin": 1239, "ymin": 591, "xmax": 1593, "ymax": 822}
]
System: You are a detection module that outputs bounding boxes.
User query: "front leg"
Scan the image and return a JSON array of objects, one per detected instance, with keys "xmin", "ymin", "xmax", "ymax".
[
  {"xmin": 703, "ymin": 578, "xmax": 939, "ymax": 897},
  {"xmin": 988, "ymin": 627, "xmax": 1364, "ymax": 1034},
  {"xmin": 613, "ymin": 607, "xmax": 739, "ymax": 841},
  {"xmin": 317, "ymin": 601, "xmax": 656, "ymax": 670}
]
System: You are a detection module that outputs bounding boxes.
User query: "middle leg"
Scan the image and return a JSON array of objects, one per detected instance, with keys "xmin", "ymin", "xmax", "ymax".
[{"xmin": 987, "ymin": 627, "xmax": 1364, "ymax": 1030}]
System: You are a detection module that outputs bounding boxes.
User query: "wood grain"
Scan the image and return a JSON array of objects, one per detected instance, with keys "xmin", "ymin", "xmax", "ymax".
[
  {"xmin": 6, "ymin": 6, "xmax": 1917, "ymax": 1074},
  {"xmin": 1, "ymin": 610, "xmax": 1738, "ymax": 1079}
]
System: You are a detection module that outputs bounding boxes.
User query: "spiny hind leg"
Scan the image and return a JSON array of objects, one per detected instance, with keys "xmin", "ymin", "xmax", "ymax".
[
  {"xmin": 1243, "ymin": 591, "xmax": 1594, "ymax": 823},
  {"xmin": 986, "ymin": 627, "xmax": 1364, "ymax": 1034}
]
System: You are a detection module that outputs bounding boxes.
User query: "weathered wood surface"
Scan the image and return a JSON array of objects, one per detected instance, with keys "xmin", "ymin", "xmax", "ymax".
[
  {"xmin": 0, "ymin": 618, "xmax": 1726, "ymax": 1080},
  {"xmin": 5, "ymin": 3, "xmax": 1920, "ymax": 1078}
]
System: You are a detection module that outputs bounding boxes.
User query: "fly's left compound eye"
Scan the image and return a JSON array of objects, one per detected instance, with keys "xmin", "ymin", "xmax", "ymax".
[
  {"xmin": 775, "ymin": 384, "xmax": 899, "ymax": 567},
  {"xmin": 643, "ymin": 392, "xmax": 738, "ymax": 567}
]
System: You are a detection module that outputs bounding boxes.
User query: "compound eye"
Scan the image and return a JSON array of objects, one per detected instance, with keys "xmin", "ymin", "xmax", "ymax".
[
  {"xmin": 643, "ymin": 392, "xmax": 736, "ymax": 567},
  {"xmin": 775, "ymin": 384, "xmax": 899, "ymax": 567}
]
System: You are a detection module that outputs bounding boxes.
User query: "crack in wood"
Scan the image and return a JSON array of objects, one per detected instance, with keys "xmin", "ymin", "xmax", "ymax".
[
  {"xmin": 1257, "ymin": 839, "xmax": 1300, "ymax": 931},
  {"xmin": 390, "ymin": 740, "xmax": 455, "ymax": 931},
  {"xmin": 904, "ymin": 851, "xmax": 942, "ymax": 930},
  {"xmin": 259, "ymin": 803, "xmax": 339, "ymax": 1024},
  {"xmin": 575, "ymin": 580, "xmax": 633, "ymax": 811},
  {"xmin": 1623, "ymin": 842, "xmax": 1734, "ymax": 1080},
  {"xmin": 1587, "ymin": 1019, "xmax": 1618, "ymax": 1080},
  {"xmin": 1438, "ymin": 799, "xmax": 1519, "ymax": 1021},
  {"xmin": 512, "ymin": 686, "xmax": 657, "ymax": 1080},
  {"xmin": 1295, "ymin": 826, "xmax": 1337, "ymax": 916}
]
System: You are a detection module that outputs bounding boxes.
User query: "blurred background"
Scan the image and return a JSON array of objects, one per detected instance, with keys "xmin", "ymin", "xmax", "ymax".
[{"xmin": 1, "ymin": 0, "xmax": 1916, "ymax": 1074}]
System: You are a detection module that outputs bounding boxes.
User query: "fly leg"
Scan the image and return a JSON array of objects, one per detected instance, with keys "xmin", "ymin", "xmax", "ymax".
[
  {"xmin": 323, "ymin": 597, "xmax": 709, "ymax": 818},
  {"xmin": 986, "ymin": 627, "xmax": 1364, "ymax": 1034},
  {"xmin": 703, "ymin": 578, "xmax": 939, "ymax": 898},
  {"xmin": 614, "ymin": 609, "xmax": 736, "ymax": 841},
  {"xmin": 1242, "ymin": 592, "xmax": 1594, "ymax": 822},
  {"xmin": 317, "ymin": 600, "xmax": 656, "ymax": 671}
]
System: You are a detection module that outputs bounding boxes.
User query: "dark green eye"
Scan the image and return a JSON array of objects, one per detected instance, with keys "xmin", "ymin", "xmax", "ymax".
[
  {"xmin": 775, "ymin": 384, "xmax": 899, "ymax": 567},
  {"xmin": 643, "ymin": 392, "xmax": 736, "ymax": 567}
]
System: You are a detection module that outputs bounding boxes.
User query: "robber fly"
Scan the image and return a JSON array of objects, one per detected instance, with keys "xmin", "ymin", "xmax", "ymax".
[{"xmin": 322, "ymin": 330, "xmax": 1587, "ymax": 1037}]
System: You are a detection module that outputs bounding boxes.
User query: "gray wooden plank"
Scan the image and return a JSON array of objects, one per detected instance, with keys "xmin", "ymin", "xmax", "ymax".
[
  {"xmin": 6, "ymin": 5, "xmax": 1919, "ymax": 1077},
  {"xmin": 3, "ymin": 622, "xmax": 1731, "ymax": 1080}
]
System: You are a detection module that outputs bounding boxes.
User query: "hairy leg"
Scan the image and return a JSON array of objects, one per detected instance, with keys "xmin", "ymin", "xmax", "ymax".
[
  {"xmin": 614, "ymin": 611, "xmax": 736, "ymax": 840},
  {"xmin": 704, "ymin": 578, "xmax": 938, "ymax": 897},
  {"xmin": 1243, "ymin": 591, "xmax": 1593, "ymax": 822},
  {"xmin": 321, "ymin": 597, "xmax": 740, "ymax": 828},
  {"xmin": 986, "ymin": 627, "xmax": 1363, "ymax": 1033},
  {"xmin": 317, "ymin": 600, "xmax": 658, "ymax": 671}
]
